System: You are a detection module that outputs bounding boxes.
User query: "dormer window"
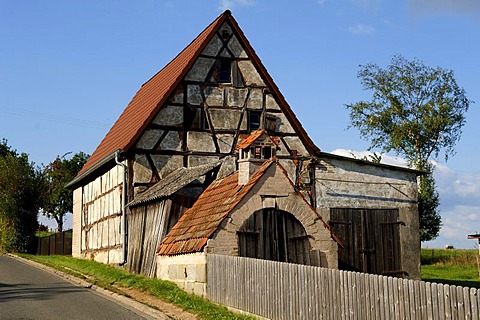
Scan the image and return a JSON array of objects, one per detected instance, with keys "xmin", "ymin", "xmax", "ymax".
[
  {"xmin": 237, "ymin": 130, "xmax": 278, "ymax": 185},
  {"xmin": 239, "ymin": 144, "xmax": 275, "ymax": 160}
]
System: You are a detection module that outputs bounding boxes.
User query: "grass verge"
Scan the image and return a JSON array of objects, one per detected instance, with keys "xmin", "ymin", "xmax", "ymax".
[{"xmin": 17, "ymin": 254, "xmax": 254, "ymax": 320}]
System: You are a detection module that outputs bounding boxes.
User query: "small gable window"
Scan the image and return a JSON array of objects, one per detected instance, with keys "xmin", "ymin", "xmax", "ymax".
[
  {"xmin": 248, "ymin": 110, "xmax": 261, "ymax": 130},
  {"xmin": 218, "ymin": 59, "xmax": 232, "ymax": 83}
]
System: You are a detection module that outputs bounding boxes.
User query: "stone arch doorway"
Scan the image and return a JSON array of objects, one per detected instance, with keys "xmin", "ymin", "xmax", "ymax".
[{"xmin": 237, "ymin": 208, "xmax": 312, "ymax": 265}]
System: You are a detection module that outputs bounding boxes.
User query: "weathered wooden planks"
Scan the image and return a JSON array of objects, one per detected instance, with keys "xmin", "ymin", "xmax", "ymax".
[{"xmin": 207, "ymin": 254, "xmax": 480, "ymax": 320}]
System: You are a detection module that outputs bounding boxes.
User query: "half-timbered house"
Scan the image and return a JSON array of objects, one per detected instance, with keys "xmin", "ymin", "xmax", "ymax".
[{"xmin": 68, "ymin": 10, "xmax": 422, "ymax": 293}]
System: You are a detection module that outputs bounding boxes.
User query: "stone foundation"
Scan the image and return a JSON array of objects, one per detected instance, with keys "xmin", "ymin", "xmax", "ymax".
[{"xmin": 156, "ymin": 252, "xmax": 207, "ymax": 297}]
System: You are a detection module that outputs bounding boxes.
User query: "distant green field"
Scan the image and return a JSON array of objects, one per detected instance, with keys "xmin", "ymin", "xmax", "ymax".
[
  {"xmin": 35, "ymin": 231, "xmax": 55, "ymax": 237},
  {"xmin": 421, "ymin": 248, "xmax": 480, "ymax": 288}
]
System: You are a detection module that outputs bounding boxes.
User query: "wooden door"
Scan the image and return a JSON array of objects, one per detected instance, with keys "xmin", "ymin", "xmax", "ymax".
[
  {"xmin": 330, "ymin": 208, "xmax": 404, "ymax": 276},
  {"xmin": 237, "ymin": 209, "xmax": 312, "ymax": 265}
]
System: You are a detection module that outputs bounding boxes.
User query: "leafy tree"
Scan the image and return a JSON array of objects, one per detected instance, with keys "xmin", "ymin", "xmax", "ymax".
[
  {"xmin": 418, "ymin": 164, "xmax": 441, "ymax": 242},
  {"xmin": 0, "ymin": 140, "xmax": 43, "ymax": 252},
  {"xmin": 346, "ymin": 55, "xmax": 471, "ymax": 241},
  {"xmin": 42, "ymin": 152, "xmax": 89, "ymax": 232}
]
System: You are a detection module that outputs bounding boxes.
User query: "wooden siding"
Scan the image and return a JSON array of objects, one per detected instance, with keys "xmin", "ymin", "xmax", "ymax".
[
  {"xmin": 207, "ymin": 254, "xmax": 480, "ymax": 320},
  {"xmin": 127, "ymin": 200, "xmax": 171, "ymax": 277},
  {"xmin": 127, "ymin": 194, "xmax": 194, "ymax": 277},
  {"xmin": 330, "ymin": 208, "xmax": 403, "ymax": 276}
]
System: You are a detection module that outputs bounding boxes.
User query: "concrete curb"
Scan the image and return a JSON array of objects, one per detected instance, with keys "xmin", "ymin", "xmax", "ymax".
[{"xmin": 8, "ymin": 254, "xmax": 169, "ymax": 320}]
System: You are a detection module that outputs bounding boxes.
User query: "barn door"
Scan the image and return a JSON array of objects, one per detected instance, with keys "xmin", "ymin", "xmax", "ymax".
[
  {"xmin": 237, "ymin": 209, "xmax": 311, "ymax": 265},
  {"xmin": 330, "ymin": 208, "xmax": 404, "ymax": 276}
]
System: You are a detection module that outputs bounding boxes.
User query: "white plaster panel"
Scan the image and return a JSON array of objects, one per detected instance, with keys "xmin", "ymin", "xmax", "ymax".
[
  {"xmin": 226, "ymin": 87, "xmax": 249, "ymax": 107},
  {"xmin": 188, "ymin": 155, "xmax": 219, "ymax": 167},
  {"xmin": 136, "ymin": 129, "xmax": 159, "ymax": 149},
  {"xmin": 210, "ymin": 109, "xmax": 242, "ymax": 129},
  {"xmin": 314, "ymin": 157, "xmax": 418, "ymax": 209},
  {"xmin": 153, "ymin": 105, "xmax": 183, "ymax": 126},
  {"xmin": 133, "ymin": 154, "xmax": 151, "ymax": 184},
  {"xmin": 276, "ymin": 112, "xmax": 295, "ymax": 133},
  {"xmin": 158, "ymin": 155, "xmax": 183, "ymax": 178},
  {"xmin": 217, "ymin": 134, "xmax": 234, "ymax": 153},
  {"xmin": 237, "ymin": 60, "xmax": 265, "ymax": 86},
  {"xmin": 283, "ymin": 136, "xmax": 308, "ymax": 156},
  {"xmin": 72, "ymin": 187, "xmax": 82, "ymax": 257},
  {"xmin": 227, "ymin": 35, "xmax": 247, "ymax": 58},
  {"xmin": 170, "ymin": 91, "xmax": 184, "ymax": 104},
  {"xmin": 204, "ymin": 87, "xmax": 224, "ymax": 106},
  {"xmin": 247, "ymin": 88, "xmax": 263, "ymax": 109},
  {"xmin": 202, "ymin": 34, "xmax": 223, "ymax": 56},
  {"xmin": 218, "ymin": 48, "xmax": 231, "ymax": 58},
  {"xmin": 187, "ymin": 85, "xmax": 203, "ymax": 105},
  {"xmin": 265, "ymin": 94, "xmax": 280, "ymax": 110},
  {"xmin": 219, "ymin": 22, "xmax": 232, "ymax": 36},
  {"xmin": 109, "ymin": 248, "xmax": 122, "ymax": 264},
  {"xmin": 185, "ymin": 57, "xmax": 215, "ymax": 82},
  {"xmin": 187, "ymin": 131, "xmax": 216, "ymax": 152},
  {"xmin": 159, "ymin": 131, "xmax": 182, "ymax": 151}
]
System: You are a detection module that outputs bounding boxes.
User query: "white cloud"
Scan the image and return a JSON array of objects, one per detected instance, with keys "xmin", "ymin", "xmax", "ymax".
[
  {"xmin": 218, "ymin": 0, "xmax": 255, "ymax": 11},
  {"xmin": 348, "ymin": 24, "xmax": 375, "ymax": 35},
  {"xmin": 330, "ymin": 149, "xmax": 480, "ymax": 248},
  {"xmin": 330, "ymin": 149, "xmax": 408, "ymax": 167}
]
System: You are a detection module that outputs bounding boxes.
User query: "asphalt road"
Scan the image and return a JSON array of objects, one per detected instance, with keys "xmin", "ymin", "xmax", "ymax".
[{"xmin": 0, "ymin": 255, "xmax": 157, "ymax": 320}]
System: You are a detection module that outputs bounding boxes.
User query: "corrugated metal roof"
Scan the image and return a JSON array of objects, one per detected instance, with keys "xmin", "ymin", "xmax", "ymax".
[
  {"xmin": 157, "ymin": 159, "xmax": 276, "ymax": 255},
  {"xmin": 127, "ymin": 160, "xmax": 222, "ymax": 207}
]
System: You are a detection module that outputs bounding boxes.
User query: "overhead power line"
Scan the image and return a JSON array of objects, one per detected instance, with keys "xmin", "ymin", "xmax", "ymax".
[{"xmin": 0, "ymin": 105, "xmax": 110, "ymax": 129}]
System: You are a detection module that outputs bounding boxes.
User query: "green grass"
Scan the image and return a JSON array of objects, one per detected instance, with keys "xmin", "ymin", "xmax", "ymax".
[
  {"xmin": 35, "ymin": 231, "xmax": 55, "ymax": 237},
  {"xmin": 421, "ymin": 248, "xmax": 480, "ymax": 288},
  {"xmin": 17, "ymin": 254, "xmax": 253, "ymax": 320}
]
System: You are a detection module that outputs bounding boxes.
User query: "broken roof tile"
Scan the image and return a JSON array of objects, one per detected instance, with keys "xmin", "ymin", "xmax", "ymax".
[{"xmin": 157, "ymin": 159, "xmax": 275, "ymax": 256}]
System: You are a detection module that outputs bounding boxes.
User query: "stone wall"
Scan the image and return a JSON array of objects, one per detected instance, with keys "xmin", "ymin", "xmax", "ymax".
[
  {"xmin": 206, "ymin": 163, "xmax": 338, "ymax": 268},
  {"xmin": 315, "ymin": 156, "xmax": 421, "ymax": 279},
  {"xmin": 156, "ymin": 252, "xmax": 207, "ymax": 297}
]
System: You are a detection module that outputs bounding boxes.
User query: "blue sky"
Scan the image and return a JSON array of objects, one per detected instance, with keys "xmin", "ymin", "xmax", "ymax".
[{"xmin": 1, "ymin": 0, "xmax": 479, "ymax": 248}]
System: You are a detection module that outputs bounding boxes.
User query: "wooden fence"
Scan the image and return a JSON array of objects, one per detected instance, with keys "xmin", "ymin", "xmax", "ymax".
[
  {"xmin": 207, "ymin": 254, "xmax": 480, "ymax": 320},
  {"xmin": 36, "ymin": 229, "xmax": 72, "ymax": 256}
]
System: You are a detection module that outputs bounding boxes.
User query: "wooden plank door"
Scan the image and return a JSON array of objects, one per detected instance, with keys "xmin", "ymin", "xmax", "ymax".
[
  {"xmin": 238, "ymin": 209, "xmax": 311, "ymax": 265},
  {"xmin": 330, "ymin": 208, "xmax": 403, "ymax": 276}
]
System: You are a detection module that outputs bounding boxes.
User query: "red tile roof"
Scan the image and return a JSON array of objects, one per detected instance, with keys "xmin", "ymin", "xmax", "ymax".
[
  {"xmin": 77, "ymin": 12, "xmax": 227, "ymax": 177},
  {"xmin": 236, "ymin": 129, "xmax": 272, "ymax": 150},
  {"xmin": 75, "ymin": 10, "xmax": 320, "ymax": 183},
  {"xmin": 157, "ymin": 158, "xmax": 340, "ymax": 255},
  {"xmin": 157, "ymin": 159, "xmax": 275, "ymax": 255}
]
